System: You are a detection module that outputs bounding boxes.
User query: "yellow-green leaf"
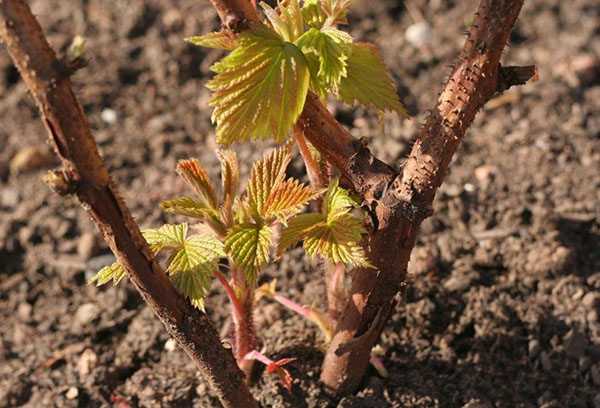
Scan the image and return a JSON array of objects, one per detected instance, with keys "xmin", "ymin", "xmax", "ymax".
[
  {"xmin": 185, "ymin": 32, "xmax": 236, "ymax": 50},
  {"xmin": 88, "ymin": 261, "xmax": 127, "ymax": 286},
  {"xmin": 217, "ymin": 150, "xmax": 239, "ymax": 205},
  {"xmin": 247, "ymin": 146, "xmax": 291, "ymax": 218},
  {"xmin": 207, "ymin": 24, "xmax": 310, "ymax": 145},
  {"xmin": 265, "ymin": 178, "xmax": 320, "ymax": 221},
  {"xmin": 301, "ymin": 0, "xmax": 328, "ymax": 29},
  {"xmin": 142, "ymin": 223, "xmax": 187, "ymax": 253},
  {"xmin": 224, "ymin": 223, "xmax": 273, "ymax": 284},
  {"xmin": 261, "ymin": 0, "xmax": 303, "ymax": 42},
  {"xmin": 337, "ymin": 42, "xmax": 407, "ymax": 117},
  {"xmin": 303, "ymin": 221, "xmax": 371, "ymax": 267},
  {"xmin": 176, "ymin": 159, "xmax": 218, "ymax": 209},
  {"xmin": 278, "ymin": 212, "xmax": 324, "ymax": 254}
]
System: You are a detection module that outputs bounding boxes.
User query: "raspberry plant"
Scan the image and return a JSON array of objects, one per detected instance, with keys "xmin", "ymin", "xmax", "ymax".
[{"xmin": 90, "ymin": 0, "xmax": 405, "ymax": 388}]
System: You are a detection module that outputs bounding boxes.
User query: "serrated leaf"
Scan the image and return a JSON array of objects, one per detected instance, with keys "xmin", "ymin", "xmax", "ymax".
[
  {"xmin": 207, "ymin": 24, "xmax": 310, "ymax": 145},
  {"xmin": 247, "ymin": 146, "xmax": 291, "ymax": 218},
  {"xmin": 303, "ymin": 221, "xmax": 370, "ymax": 267},
  {"xmin": 301, "ymin": 0, "xmax": 327, "ymax": 29},
  {"xmin": 176, "ymin": 159, "xmax": 218, "ymax": 209},
  {"xmin": 297, "ymin": 28, "xmax": 352, "ymax": 92},
  {"xmin": 185, "ymin": 32, "xmax": 236, "ymax": 50},
  {"xmin": 88, "ymin": 261, "xmax": 127, "ymax": 286},
  {"xmin": 224, "ymin": 223, "xmax": 273, "ymax": 284},
  {"xmin": 261, "ymin": 0, "xmax": 303, "ymax": 43},
  {"xmin": 142, "ymin": 223, "xmax": 187, "ymax": 253},
  {"xmin": 265, "ymin": 178, "xmax": 320, "ymax": 221},
  {"xmin": 160, "ymin": 196, "xmax": 215, "ymax": 219},
  {"xmin": 321, "ymin": 177, "xmax": 358, "ymax": 218},
  {"xmin": 320, "ymin": 0, "xmax": 357, "ymax": 26},
  {"xmin": 217, "ymin": 150, "xmax": 239, "ymax": 204},
  {"xmin": 278, "ymin": 212, "xmax": 325, "ymax": 254},
  {"xmin": 337, "ymin": 42, "xmax": 407, "ymax": 117},
  {"xmin": 166, "ymin": 234, "xmax": 225, "ymax": 311}
]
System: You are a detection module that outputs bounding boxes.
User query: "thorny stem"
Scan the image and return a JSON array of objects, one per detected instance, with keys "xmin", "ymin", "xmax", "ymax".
[
  {"xmin": 0, "ymin": 1, "xmax": 257, "ymax": 407},
  {"xmin": 229, "ymin": 266, "xmax": 257, "ymax": 378}
]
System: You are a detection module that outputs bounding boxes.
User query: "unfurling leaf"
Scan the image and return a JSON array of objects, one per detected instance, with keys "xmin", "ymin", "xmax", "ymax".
[
  {"xmin": 264, "ymin": 178, "xmax": 320, "ymax": 221},
  {"xmin": 142, "ymin": 223, "xmax": 188, "ymax": 252},
  {"xmin": 267, "ymin": 358, "xmax": 296, "ymax": 392},
  {"xmin": 217, "ymin": 150, "xmax": 239, "ymax": 205},
  {"xmin": 261, "ymin": 0, "xmax": 303, "ymax": 42},
  {"xmin": 279, "ymin": 179, "xmax": 371, "ymax": 267},
  {"xmin": 166, "ymin": 234, "xmax": 225, "ymax": 311},
  {"xmin": 337, "ymin": 42, "xmax": 407, "ymax": 118},
  {"xmin": 301, "ymin": 0, "xmax": 327, "ymax": 29},
  {"xmin": 207, "ymin": 24, "xmax": 310, "ymax": 145},
  {"xmin": 176, "ymin": 159, "xmax": 218, "ymax": 209},
  {"xmin": 88, "ymin": 261, "xmax": 127, "ymax": 286},
  {"xmin": 246, "ymin": 146, "xmax": 291, "ymax": 218},
  {"xmin": 224, "ymin": 223, "xmax": 273, "ymax": 284},
  {"xmin": 297, "ymin": 28, "xmax": 352, "ymax": 93},
  {"xmin": 320, "ymin": 0, "xmax": 358, "ymax": 26},
  {"xmin": 160, "ymin": 197, "xmax": 218, "ymax": 221},
  {"xmin": 185, "ymin": 32, "xmax": 236, "ymax": 50}
]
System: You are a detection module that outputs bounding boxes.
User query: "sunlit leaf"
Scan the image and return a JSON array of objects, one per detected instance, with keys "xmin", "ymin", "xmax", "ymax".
[
  {"xmin": 207, "ymin": 24, "xmax": 310, "ymax": 145},
  {"xmin": 224, "ymin": 223, "xmax": 273, "ymax": 284},
  {"xmin": 142, "ymin": 223, "xmax": 187, "ymax": 253},
  {"xmin": 246, "ymin": 146, "xmax": 291, "ymax": 218},
  {"xmin": 297, "ymin": 28, "xmax": 352, "ymax": 92},
  {"xmin": 301, "ymin": 0, "xmax": 327, "ymax": 29},
  {"xmin": 264, "ymin": 178, "xmax": 320, "ymax": 221},
  {"xmin": 185, "ymin": 32, "xmax": 236, "ymax": 50},
  {"xmin": 217, "ymin": 150, "xmax": 239, "ymax": 205},
  {"xmin": 176, "ymin": 159, "xmax": 219, "ymax": 209},
  {"xmin": 166, "ymin": 234, "xmax": 225, "ymax": 311},
  {"xmin": 337, "ymin": 42, "xmax": 407, "ymax": 117},
  {"xmin": 88, "ymin": 261, "xmax": 127, "ymax": 286},
  {"xmin": 261, "ymin": 0, "xmax": 303, "ymax": 42},
  {"xmin": 320, "ymin": 0, "xmax": 358, "ymax": 26},
  {"xmin": 277, "ymin": 212, "xmax": 324, "ymax": 254}
]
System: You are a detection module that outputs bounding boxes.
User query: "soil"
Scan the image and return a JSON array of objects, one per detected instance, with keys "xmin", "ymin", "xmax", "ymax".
[{"xmin": 1, "ymin": 0, "xmax": 599, "ymax": 407}]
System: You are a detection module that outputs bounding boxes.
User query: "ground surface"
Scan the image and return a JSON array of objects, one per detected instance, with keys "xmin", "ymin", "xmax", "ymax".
[{"xmin": 1, "ymin": 0, "xmax": 599, "ymax": 407}]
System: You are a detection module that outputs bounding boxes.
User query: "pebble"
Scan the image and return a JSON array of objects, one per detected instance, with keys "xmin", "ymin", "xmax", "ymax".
[
  {"xmin": 65, "ymin": 386, "xmax": 78, "ymax": 400},
  {"xmin": 77, "ymin": 232, "xmax": 97, "ymax": 261},
  {"xmin": 583, "ymin": 292, "xmax": 600, "ymax": 310},
  {"xmin": 101, "ymin": 108, "xmax": 118, "ymax": 125},
  {"xmin": 75, "ymin": 303, "xmax": 100, "ymax": 326},
  {"xmin": 9, "ymin": 147, "xmax": 55, "ymax": 174},
  {"xmin": 444, "ymin": 271, "xmax": 479, "ymax": 292},
  {"xmin": 77, "ymin": 349, "xmax": 98, "ymax": 381},
  {"xmin": 16, "ymin": 303, "xmax": 32, "ymax": 322},
  {"xmin": 528, "ymin": 339, "xmax": 541, "ymax": 358},
  {"xmin": 563, "ymin": 329, "xmax": 587, "ymax": 359},
  {"xmin": 0, "ymin": 187, "xmax": 19, "ymax": 208},
  {"xmin": 540, "ymin": 350, "xmax": 552, "ymax": 371},
  {"xmin": 164, "ymin": 338, "xmax": 176, "ymax": 352},
  {"xmin": 593, "ymin": 394, "xmax": 600, "ymax": 408},
  {"xmin": 405, "ymin": 22, "xmax": 434, "ymax": 48}
]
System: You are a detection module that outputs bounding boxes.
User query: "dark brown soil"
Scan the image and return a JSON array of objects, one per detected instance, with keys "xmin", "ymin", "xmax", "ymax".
[{"xmin": 1, "ymin": 0, "xmax": 599, "ymax": 407}]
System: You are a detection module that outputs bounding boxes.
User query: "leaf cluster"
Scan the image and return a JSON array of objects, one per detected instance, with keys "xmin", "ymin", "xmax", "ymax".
[{"xmin": 186, "ymin": 0, "xmax": 407, "ymax": 145}]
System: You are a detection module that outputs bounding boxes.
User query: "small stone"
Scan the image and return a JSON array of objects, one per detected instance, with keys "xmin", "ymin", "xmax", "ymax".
[
  {"xmin": 75, "ymin": 303, "xmax": 100, "ymax": 326},
  {"xmin": 9, "ymin": 147, "xmax": 55, "ymax": 174},
  {"xmin": 195, "ymin": 383, "xmax": 207, "ymax": 396},
  {"xmin": 444, "ymin": 271, "xmax": 479, "ymax": 292},
  {"xmin": 593, "ymin": 394, "xmax": 600, "ymax": 408},
  {"xmin": 583, "ymin": 292, "xmax": 600, "ymax": 310},
  {"xmin": 528, "ymin": 339, "xmax": 541, "ymax": 358},
  {"xmin": 77, "ymin": 232, "xmax": 97, "ymax": 261},
  {"xmin": 65, "ymin": 386, "xmax": 78, "ymax": 400},
  {"xmin": 16, "ymin": 303, "xmax": 32, "ymax": 322},
  {"xmin": 0, "ymin": 187, "xmax": 19, "ymax": 208},
  {"xmin": 463, "ymin": 183, "xmax": 476, "ymax": 193},
  {"xmin": 540, "ymin": 350, "xmax": 552, "ymax": 371},
  {"xmin": 77, "ymin": 349, "xmax": 98, "ymax": 381},
  {"xmin": 101, "ymin": 108, "xmax": 118, "ymax": 125},
  {"xmin": 474, "ymin": 165, "xmax": 497, "ymax": 184},
  {"xmin": 563, "ymin": 329, "xmax": 587, "ymax": 359},
  {"xmin": 591, "ymin": 365, "xmax": 600, "ymax": 386},
  {"xmin": 462, "ymin": 399, "xmax": 491, "ymax": 408},
  {"xmin": 405, "ymin": 22, "xmax": 434, "ymax": 48},
  {"xmin": 164, "ymin": 338, "xmax": 176, "ymax": 352}
]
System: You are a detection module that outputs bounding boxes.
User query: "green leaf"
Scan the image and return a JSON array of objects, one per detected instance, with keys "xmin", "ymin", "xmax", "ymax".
[
  {"xmin": 176, "ymin": 159, "xmax": 219, "ymax": 210},
  {"xmin": 301, "ymin": 0, "xmax": 328, "ymax": 29},
  {"xmin": 88, "ymin": 261, "xmax": 127, "ymax": 286},
  {"xmin": 320, "ymin": 0, "xmax": 357, "ymax": 26},
  {"xmin": 224, "ymin": 223, "xmax": 273, "ymax": 284},
  {"xmin": 261, "ymin": 0, "xmax": 303, "ymax": 43},
  {"xmin": 142, "ymin": 223, "xmax": 187, "ymax": 253},
  {"xmin": 297, "ymin": 28, "xmax": 352, "ymax": 93},
  {"xmin": 277, "ymin": 212, "xmax": 324, "ymax": 254},
  {"xmin": 336, "ymin": 42, "xmax": 407, "ymax": 117},
  {"xmin": 166, "ymin": 234, "xmax": 225, "ymax": 311},
  {"xmin": 265, "ymin": 178, "xmax": 320, "ymax": 221},
  {"xmin": 246, "ymin": 146, "xmax": 291, "ymax": 218},
  {"xmin": 185, "ymin": 32, "xmax": 236, "ymax": 50},
  {"xmin": 207, "ymin": 24, "xmax": 310, "ymax": 145},
  {"xmin": 279, "ymin": 179, "xmax": 371, "ymax": 267},
  {"xmin": 160, "ymin": 197, "xmax": 216, "ymax": 220}
]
